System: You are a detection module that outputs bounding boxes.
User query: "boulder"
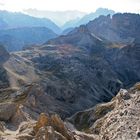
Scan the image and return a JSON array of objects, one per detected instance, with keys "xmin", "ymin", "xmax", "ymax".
[
  {"xmin": 0, "ymin": 102, "xmax": 17, "ymax": 121},
  {"xmin": 35, "ymin": 126, "xmax": 67, "ymax": 140},
  {"xmin": 33, "ymin": 113, "xmax": 75, "ymax": 140}
]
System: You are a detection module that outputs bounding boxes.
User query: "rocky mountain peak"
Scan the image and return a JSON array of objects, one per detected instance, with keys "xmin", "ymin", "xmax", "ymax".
[
  {"xmin": 86, "ymin": 13, "xmax": 140, "ymax": 44},
  {"xmin": 77, "ymin": 25, "xmax": 89, "ymax": 33}
]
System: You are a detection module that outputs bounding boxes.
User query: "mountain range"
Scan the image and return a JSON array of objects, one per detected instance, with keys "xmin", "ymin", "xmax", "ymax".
[
  {"xmin": 0, "ymin": 8, "xmax": 116, "ymax": 51},
  {"xmin": 1, "ymin": 13, "xmax": 140, "ymax": 116},
  {"xmin": 0, "ymin": 10, "xmax": 140, "ymax": 140},
  {"xmin": 0, "ymin": 27, "xmax": 57, "ymax": 51},
  {"xmin": 0, "ymin": 10, "xmax": 61, "ymax": 34},
  {"xmin": 62, "ymin": 8, "xmax": 115, "ymax": 30},
  {"xmin": 0, "ymin": 10, "xmax": 61, "ymax": 51},
  {"xmin": 23, "ymin": 9, "xmax": 86, "ymax": 26}
]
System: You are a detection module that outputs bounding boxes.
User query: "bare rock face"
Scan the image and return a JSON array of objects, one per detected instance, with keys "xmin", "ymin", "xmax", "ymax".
[
  {"xmin": 0, "ymin": 102, "xmax": 17, "ymax": 121},
  {"xmin": 15, "ymin": 112, "xmax": 97, "ymax": 140},
  {"xmin": 33, "ymin": 113, "xmax": 49, "ymax": 133},
  {"xmin": 69, "ymin": 83, "xmax": 140, "ymax": 140},
  {"xmin": 2, "ymin": 14, "xmax": 140, "ymax": 120},
  {"xmin": 35, "ymin": 126, "xmax": 67, "ymax": 140},
  {"xmin": 7, "ymin": 44, "xmax": 122, "ymax": 118},
  {"xmin": 95, "ymin": 87, "xmax": 140, "ymax": 140},
  {"xmin": 0, "ymin": 45, "xmax": 10, "ymax": 88},
  {"xmin": 68, "ymin": 101, "xmax": 115, "ymax": 131},
  {"xmin": 87, "ymin": 13, "xmax": 140, "ymax": 44},
  {"xmin": 33, "ymin": 113, "xmax": 96, "ymax": 140},
  {"xmin": 0, "ymin": 83, "xmax": 140, "ymax": 140},
  {"xmin": 0, "ymin": 45, "xmax": 9, "ymax": 64},
  {"xmin": 33, "ymin": 113, "xmax": 75, "ymax": 140}
]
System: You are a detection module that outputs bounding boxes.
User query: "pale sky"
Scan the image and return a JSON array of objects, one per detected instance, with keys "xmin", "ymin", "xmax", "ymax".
[{"xmin": 0, "ymin": 0, "xmax": 140, "ymax": 13}]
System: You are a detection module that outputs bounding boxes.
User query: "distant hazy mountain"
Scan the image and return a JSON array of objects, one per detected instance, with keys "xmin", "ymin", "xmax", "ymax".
[
  {"xmin": 62, "ymin": 8, "xmax": 115, "ymax": 29},
  {"xmin": 77, "ymin": 8, "xmax": 115, "ymax": 26},
  {"xmin": 0, "ymin": 10, "xmax": 61, "ymax": 34},
  {"xmin": 62, "ymin": 18, "xmax": 81, "ymax": 30},
  {"xmin": 0, "ymin": 27, "xmax": 57, "ymax": 51},
  {"xmin": 61, "ymin": 27, "xmax": 74, "ymax": 35},
  {"xmin": 0, "ymin": 18, "xmax": 8, "ymax": 28},
  {"xmin": 23, "ymin": 9, "xmax": 86, "ymax": 26}
]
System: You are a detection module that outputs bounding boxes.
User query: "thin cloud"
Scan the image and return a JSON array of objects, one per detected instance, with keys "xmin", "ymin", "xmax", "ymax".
[
  {"xmin": 0, "ymin": 2, "xmax": 4, "ymax": 6},
  {"xmin": 0, "ymin": 0, "xmax": 139, "ymax": 13}
]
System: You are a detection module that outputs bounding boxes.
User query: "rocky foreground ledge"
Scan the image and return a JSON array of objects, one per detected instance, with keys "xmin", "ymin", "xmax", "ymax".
[{"xmin": 0, "ymin": 83, "xmax": 140, "ymax": 140}]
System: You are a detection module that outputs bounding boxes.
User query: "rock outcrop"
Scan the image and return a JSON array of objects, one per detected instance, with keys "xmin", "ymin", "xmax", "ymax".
[
  {"xmin": 17, "ymin": 113, "xmax": 96, "ymax": 140},
  {"xmin": 0, "ymin": 83, "xmax": 140, "ymax": 140},
  {"xmin": 69, "ymin": 83, "xmax": 140, "ymax": 140},
  {"xmin": 33, "ymin": 113, "xmax": 75, "ymax": 140},
  {"xmin": 0, "ymin": 102, "xmax": 17, "ymax": 121}
]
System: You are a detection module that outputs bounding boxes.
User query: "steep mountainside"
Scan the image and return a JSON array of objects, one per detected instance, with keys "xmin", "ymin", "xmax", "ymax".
[
  {"xmin": 2, "ymin": 13, "xmax": 140, "ymax": 118},
  {"xmin": 47, "ymin": 13, "xmax": 140, "ymax": 87},
  {"xmin": 0, "ymin": 10, "xmax": 61, "ymax": 34},
  {"xmin": 3, "ymin": 43, "xmax": 122, "ymax": 117},
  {"xmin": 0, "ymin": 45, "xmax": 9, "ymax": 63},
  {"xmin": 86, "ymin": 13, "xmax": 140, "ymax": 43},
  {"xmin": 0, "ymin": 12, "xmax": 140, "ymax": 140},
  {"xmin": 0, "ymin": 45, "xmax": 9, "ymax": 88},
  {"xmin": 0, "ymin": 81, "xmax": 140, "ymax": 139},
  {"xmin": 50, "ymin": 13, "xmax": 140, "ymax": 45},
  {"xmin": 23, "ymin": 9, "xmax": 86, "ymax": 26},
  {"xmin": 69, "ymin": 83, "xmax": 140, "ymax": 140},
  {"xmin": 47, "ymin": 25, "xmax": 106, "ymax": 51},
  {"xmin": 0, "ymin": 27, "xmax": 57, "ymax": 51},
  {"xmin": 108, "ymin": 41, "xmax": 140, "ymax": 87}
]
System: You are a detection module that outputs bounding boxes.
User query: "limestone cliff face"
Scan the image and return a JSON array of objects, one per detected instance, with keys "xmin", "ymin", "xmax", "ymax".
[
  {"xmin": 69, "ymin": 83, "xmax": 140, "ymax": 140},
  {"xmin": 87, "ymin": 13, "xmax": 140, "ymax": 44}
]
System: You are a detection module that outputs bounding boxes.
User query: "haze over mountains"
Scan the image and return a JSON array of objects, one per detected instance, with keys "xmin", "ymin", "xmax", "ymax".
[
  {"xmin": 23, "ymin": 8, "xmax": 115, "ymax": 29},
  {"xmin": 0, "ymin": 10, "xmax": 61, "ymax": 51},
  {"xmin": 0, "ymin": 10, "xmax": 61, "ymax": 33},
  {"xmin": 0, "ymin": 27, "xmax": 57, "ymax": 51},
  {"xmin": 62, "ymin": 8, "xmax": 115, "ymax": 29},
  {"xmin": 0, "ymin": 6, "xmax": 140, "ymax": 140},
  {"xmin": 0, "ymin": 8, "xmax": 116, "ymax": 51},
  {"xmin": 23, "ymin": 9, "xmax": 86, "ymax": 26}
]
